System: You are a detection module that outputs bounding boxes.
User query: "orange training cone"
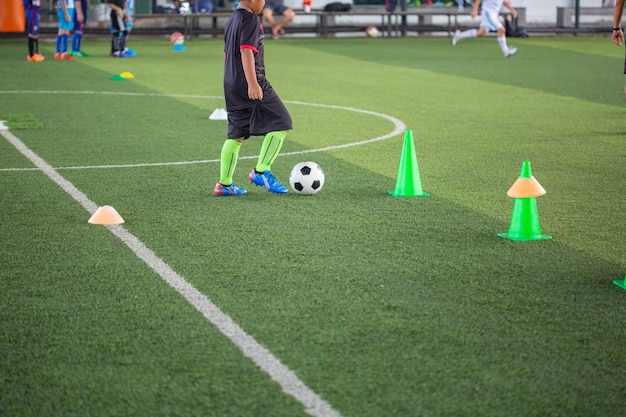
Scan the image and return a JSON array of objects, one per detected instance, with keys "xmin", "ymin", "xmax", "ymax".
[
  {"xmin": 388, "ymin": 130, "xmax": 429, "ymax": 198},
  {"xmin": 88, "ymin": 205, "xmax": 125, "ymax": 225},
  {"xmin": 497, "ymin": 161, "xmax": 551, "ymax": 242}
]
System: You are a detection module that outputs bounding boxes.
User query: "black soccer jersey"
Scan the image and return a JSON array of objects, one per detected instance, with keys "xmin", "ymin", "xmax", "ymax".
[
  {"xmin": 223, "ymin": 9, "xmax": 278, "ymax": 111},
  {"xmin": 107, "ymin": 0, "xmax": 125, "ymax": 9}
]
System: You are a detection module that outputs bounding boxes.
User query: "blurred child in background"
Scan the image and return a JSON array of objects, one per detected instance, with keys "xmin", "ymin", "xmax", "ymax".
[
  {"xmin": 55, "ymin": 0, "xmax": 82, "ymax": 60},
  {"xmin": 70, "ymin": 0, "xmax": 89, "ymax": 57},
  {"xmin": 452, "ymin": 0, "xmax": 518, "ymax": 58},
  {"xmin": 23, "ymin": 0, "xmax": 45, "ymax": 61},
  {"xmin": 107, "ymin": 0, "xmax": 134, "ymax": 57},
  {"xmin": 611, "ymin": 0, "xmax": 626, "ymax": 98}
]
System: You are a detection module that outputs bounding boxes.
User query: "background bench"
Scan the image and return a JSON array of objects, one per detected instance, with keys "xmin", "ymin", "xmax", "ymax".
[
  {"xmin": 556, "ymin": 7, "xmax": 613, "ymax": 28},
  {"xmin": 35, "ymin": 6, "xmax": 526, "ymax": 39},
  {"xmin": 129, "ymin": 7, "xmax": 526, "ymax": 39}
]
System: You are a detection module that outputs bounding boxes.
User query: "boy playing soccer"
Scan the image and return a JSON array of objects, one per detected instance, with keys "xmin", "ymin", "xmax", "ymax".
[
  {"xmin": 24, "ymin": 0, "xmax": 45, "ymax": 61},
  {"xmin": 214, "ymin": 0, "xmax": 292, "ymax": 196},
  {"xmin": 451, "ymin": 0, "xmax": 518, "ymax": 58}
]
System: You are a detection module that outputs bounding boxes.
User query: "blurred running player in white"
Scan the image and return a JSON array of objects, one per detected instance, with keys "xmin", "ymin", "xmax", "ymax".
[{"xmin": 452, "ymin": 0, "xmax": 518, "ymax": 58}]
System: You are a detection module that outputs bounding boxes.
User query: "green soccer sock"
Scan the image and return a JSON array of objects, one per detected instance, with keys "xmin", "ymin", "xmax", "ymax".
[
  {"xmin": 255, "ymin": 131, "xmax": 286, "ymax": 173},
  {"xmin": 219, "ymin": 139, "xmax": 242, "ymax": 185}
]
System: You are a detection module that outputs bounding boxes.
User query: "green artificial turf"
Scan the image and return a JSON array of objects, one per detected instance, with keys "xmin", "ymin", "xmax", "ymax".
[
  {"xmin": 0, "ymin": 114, "xmax": 43, "ymax": 129},
  {"xmin": 1, "ymin": 35, "xmax": 625, "ymax": 417}
]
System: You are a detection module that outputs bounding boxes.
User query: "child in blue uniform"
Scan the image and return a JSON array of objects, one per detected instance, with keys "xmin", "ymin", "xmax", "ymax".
[
  {"xmin": 214, "ymin": 0, "xmax": 293, "ymax": 196},
  {"xmin": 55, "ymin": 0, "xmax": 81, "ymax": 60},
  {"xmin": 124, "ymin": 0, "xmax": 137, "ymax": 56},
  {"xmin": 24, "ymin": 0, "xmax": 45, "ymax": 61},
  {"xmin": 70, "ymin": 0, "xmax": 89, "ymax": 57}
]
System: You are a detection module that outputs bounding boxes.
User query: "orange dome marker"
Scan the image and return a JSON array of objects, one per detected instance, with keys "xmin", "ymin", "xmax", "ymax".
[
  {"xmin": 88, "ymin": 205, "xmax": 125, "ymax": 225},
  {"xmin": 507, "ymin": 176, "xmax": 546, "ymax": 198}
]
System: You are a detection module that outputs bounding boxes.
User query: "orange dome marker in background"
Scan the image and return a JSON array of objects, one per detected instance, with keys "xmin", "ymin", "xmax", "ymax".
[{"xmin": 88, "ymin": 205, "xmax": 125, "ymax": 225}]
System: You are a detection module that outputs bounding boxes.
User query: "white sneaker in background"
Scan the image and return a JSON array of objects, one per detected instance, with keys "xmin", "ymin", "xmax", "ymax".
[
  {"xmin": 504, "ymin": 47, "xmax": 518, "ymax": 58},
  {"xmin": 452, "ymin": 30, "xmax": 462, "ymax": 46}
]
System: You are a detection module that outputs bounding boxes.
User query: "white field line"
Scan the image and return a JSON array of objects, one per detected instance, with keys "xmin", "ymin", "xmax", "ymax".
[
  {"xmin": 0, "ymin": 90, "xmax": 406, "ymax": 172},
  {"xmin": 1, "ymin": 126, "xmax": 346, "ymax": 417}
]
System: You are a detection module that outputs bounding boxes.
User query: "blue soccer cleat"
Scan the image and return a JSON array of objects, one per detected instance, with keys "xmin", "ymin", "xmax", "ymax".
[
  {"xmin": 111, "ymin": 49, "xmax": 136, "ymax": 58},
  {"xmin": 248, "ymin": 169, "xmax": 288, "ymax": 194},
  {"xmin": 214, "ymin": 182, "xmax": 247, "ymax": 197}
]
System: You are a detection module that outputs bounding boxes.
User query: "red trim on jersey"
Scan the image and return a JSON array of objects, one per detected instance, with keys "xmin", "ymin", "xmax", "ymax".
[{"xmin": 241, "ymin": 44, "xmax": 258, "ymax": 53}]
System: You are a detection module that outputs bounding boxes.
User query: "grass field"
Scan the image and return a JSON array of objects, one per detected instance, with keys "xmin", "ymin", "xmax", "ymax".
[{"xmin": 1, "ymin": 34, "xmax": 625, "ymax": 417}]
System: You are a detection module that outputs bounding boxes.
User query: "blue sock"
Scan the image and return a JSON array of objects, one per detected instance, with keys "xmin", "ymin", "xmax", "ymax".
[
  {"xmin": 56, "ymin": 35, "xmax": 62, "ymax": 53},
  {"xmin": 72, "ymin": 33, "xmax": 82, "ymax": 52},
  {"xmin": 61, "ymin": 34, "xmax": 68, "ymax": 54}
]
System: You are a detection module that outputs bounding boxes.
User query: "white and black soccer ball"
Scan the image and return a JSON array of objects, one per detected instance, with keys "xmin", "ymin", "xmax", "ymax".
[
  {"xmin": 289, "ymin": 162, "xmax": 325, "ymax": 195},
  {"xmin": 365, "ymin": 25, "xmax": 380, "ymax": 38}
]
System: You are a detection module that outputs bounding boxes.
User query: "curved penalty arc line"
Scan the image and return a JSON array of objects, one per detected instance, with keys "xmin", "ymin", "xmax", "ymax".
[{"xmin": 0, "ymin": 90, "xmax": 407, "ymax": 171}]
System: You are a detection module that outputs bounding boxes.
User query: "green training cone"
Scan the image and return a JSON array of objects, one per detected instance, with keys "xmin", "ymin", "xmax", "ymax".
[
  {"xmin": 497, "ymin": 196, "xmax": 552, "ymax": 241},
  {"xmin": 110, "ymin": 74, "xmax": 126, "ymax": 81},
  {"xmin": 519, "ymin": 159, "xmax": 532, "ymax": 179},
  {"xmin": 613, "ymin": 276, "xmax": 626, "ymax": 290},
  {"xmin": 388, "ymin": 130, "xmax": 429, "ymax": 198},
  {"xmin": 498, "ymin": 161, "xmax": 551, "ymax": 241}
]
